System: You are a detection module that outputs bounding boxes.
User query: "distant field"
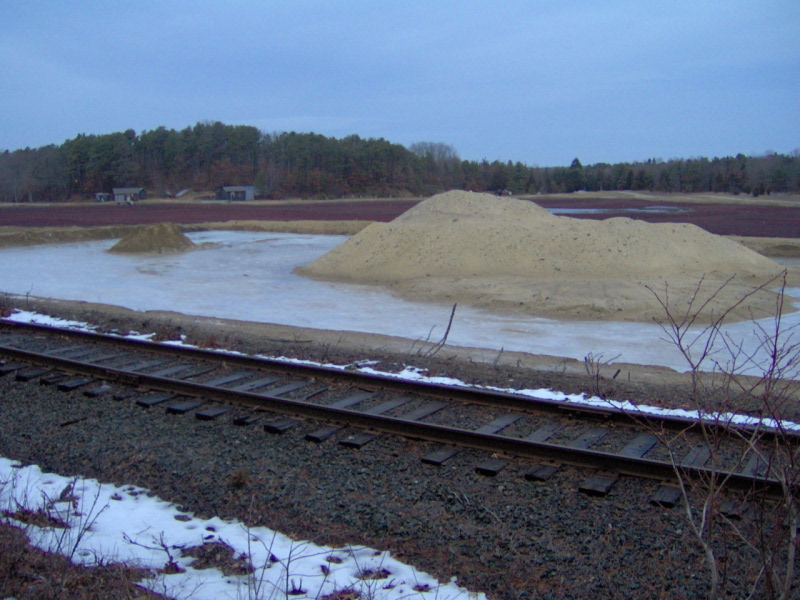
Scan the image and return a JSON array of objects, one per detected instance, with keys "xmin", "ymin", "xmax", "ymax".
[{"xmin": 0, "ymin": 193, "xmax": 799, "ymax": 238}]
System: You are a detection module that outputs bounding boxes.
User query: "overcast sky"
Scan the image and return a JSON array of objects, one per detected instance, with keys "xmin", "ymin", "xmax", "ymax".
[{"xmin": 1, "ymin": 1, "xmax": 798, "ymax": 166}]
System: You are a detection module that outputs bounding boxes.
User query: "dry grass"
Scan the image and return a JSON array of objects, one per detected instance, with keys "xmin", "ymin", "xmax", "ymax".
[
  {"xmin": 182, "ymin": 540, "xmax": 254, "ymax": 576},
  {"xmin": 0, "ymin": 522, "xmax": 165, "ymax": 600}
]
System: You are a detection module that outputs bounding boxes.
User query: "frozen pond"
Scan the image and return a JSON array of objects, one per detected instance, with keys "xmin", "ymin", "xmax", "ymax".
[
  {"xmin": 548, "ymin": 205, "xmax": 688, "ymax": 215},
  {"xmin": 1, "ymin": 231, "xmax": 798, "ymax": 375}
]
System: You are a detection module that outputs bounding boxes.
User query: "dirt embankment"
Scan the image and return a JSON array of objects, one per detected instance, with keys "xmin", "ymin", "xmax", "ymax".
[
  {"xmin": 181, "ymin": 220, "xmax": 369, "ymax": 236},
  {"xmin": 296, "ymin": 191, "xmax": 791, "ymax": 323},
  {"xmin": 0, "ymin": 225, "xmax": 135, "ymax": 248},
  {"xmin": 0, "ymin": 220, "xmax": 369, "ymax": 249},
  {"xmin": 729, "ymin": 236, "xmax": 800, "ymax": 258}
]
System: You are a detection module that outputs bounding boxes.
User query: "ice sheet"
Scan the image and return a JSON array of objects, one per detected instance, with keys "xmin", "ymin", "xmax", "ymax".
[{"xmin": 1, "ymin": 231, "xmax": 798, "ymax": 375}]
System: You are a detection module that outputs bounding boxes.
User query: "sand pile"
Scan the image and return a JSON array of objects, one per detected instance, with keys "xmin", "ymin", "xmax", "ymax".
[
  {"xmin": 296, "ymin": 191, "xmax": 787, "ymax": 322},
  {"xmin": 107, "ymin": 223, "xmax": 197, "ymax": 254}
]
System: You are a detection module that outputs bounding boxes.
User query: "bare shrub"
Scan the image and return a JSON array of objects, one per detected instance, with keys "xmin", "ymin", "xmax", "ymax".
[
  {"xmin": 630, "ymin": 273, "xmax": 799, "ymax": 599},
  {"xmin": 583, "ymin": 351, "xmax": 621, "ymax": 398}
]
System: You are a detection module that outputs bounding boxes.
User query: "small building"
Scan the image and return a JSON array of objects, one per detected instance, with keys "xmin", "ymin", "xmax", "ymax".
[
  {"xmin": 112, "ymin": 187, "xmax": 147, "ymax": 203},
  {"xmin": 94, "ymin": 192, "xmax": 112, "ymax": 203},
  {"xmin": 217, "ymin": 186, "xmax": 256, "ymax": 202}
]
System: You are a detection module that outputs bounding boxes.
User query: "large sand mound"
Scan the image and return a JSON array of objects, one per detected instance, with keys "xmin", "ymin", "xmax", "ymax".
[
  {"xmin": 296, "ymin": 191, "xmax": 788, "ymax": 322},
  {"xmin": 107, "ymin": 223, "xmax": 196, "ymax": 254}
]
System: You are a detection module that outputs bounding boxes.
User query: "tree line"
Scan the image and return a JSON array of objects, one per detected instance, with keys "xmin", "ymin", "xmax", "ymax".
[{"xmin": 1, "ymin": 120, "xmax": 798, "ymax": 202}]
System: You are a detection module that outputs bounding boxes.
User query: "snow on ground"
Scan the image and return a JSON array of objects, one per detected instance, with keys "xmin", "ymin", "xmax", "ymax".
[
  {"xmin": 0, "ymin": 231, "xmax": 798, "ymax": 376},
  {"xmin": 0, "ymin": 457, "xmax": 483, "ymax": 600}
]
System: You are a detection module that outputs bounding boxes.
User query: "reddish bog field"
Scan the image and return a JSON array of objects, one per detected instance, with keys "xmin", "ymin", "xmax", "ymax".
[{"xmin": 0, "ymin": 197, "xmax": 798, "ymax": 238}]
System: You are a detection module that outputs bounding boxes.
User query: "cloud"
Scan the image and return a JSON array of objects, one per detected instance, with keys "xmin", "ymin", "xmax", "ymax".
[{"xmin": 1, "ymin": 0, "xmax": 798, "ymax": 163}]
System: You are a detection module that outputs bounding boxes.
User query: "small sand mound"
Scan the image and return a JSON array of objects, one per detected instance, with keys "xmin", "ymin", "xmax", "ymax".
[
  {"xmin": 107, "ymin": 223, "xmax": 196, "ymax": 254},
  {"xmin": 296, "ymin": 191, "xmax": 787, "ymax": 322}
]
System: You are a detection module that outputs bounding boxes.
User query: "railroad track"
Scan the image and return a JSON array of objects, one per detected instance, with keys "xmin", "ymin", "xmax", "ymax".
[{"xmin": 0, "ymin": 319, "xmax": 791, "ymax": 503}]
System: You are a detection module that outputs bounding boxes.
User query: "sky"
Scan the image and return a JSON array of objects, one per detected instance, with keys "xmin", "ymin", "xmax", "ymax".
[{"xmin": 1, "ymin": 1, "xmax": 798, "ymax": 166}]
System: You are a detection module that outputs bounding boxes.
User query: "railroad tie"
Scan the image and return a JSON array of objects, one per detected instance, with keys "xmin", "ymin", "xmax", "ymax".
[
  {"xmin": 40, "ymin": 372, "xmax": 68, "ymax": 385},
  {"xmin": 84, "ymin": 383, "xmax": 112, "ymax": 397},
  {"xmin": 473, "ymin": 414, "xmax": 524, "ymax": 475},
  {"xmin": 398, "ymin": 400, "xmax": 448, "ymax": 421},
  {"xmin": 681, "ymin": 443, "xmax": 711, "ymax": 467},
  {"xmin": 135, "ymin": 392, "xmax": 175, "ymax": 408},
  {"xmin": 232, "ymin": 413, "xmax": 263, "ymax": 426},
  {"xmin": 263, "ymin": 418, "xmax": 299, "ymax": 434},
  {"xmin": 128, "ymin": 359, "xmax": 171, "ymax": 372},
  {"xmin": 201, "ymin": 371, "xmax": 252, "ymax": 387},
  {"xmin": 231, "ymin": 375, "xmax": 281, "ymax": 392},
  {"xmin": 525, "ymin": 427, "xmax": 608, "ymax": 483},
  {"xmin": 263, "ymin": 381, "xmax": 308, "ymax": 398},
  {"xmin": 165, "ymin": 398, "xmax": 204, "ymax": 415},
  {"xmin": 328, "ymin": 391, "xmax": 375, "ymax": 409},
  {"xmin": 475, "ymin": 458, "xmax": 510, "ymax": 477},
  {"xmin": 42, "ymin": 344, "xmax": 86, "ymax": 356},
  {"xmin": 338, "ymin": 397, "xmax": 420, "ymax": 449},
  {"xmin": 196, "ymin": 406, "xmax": 232, "ymax": 421},
  {"xmin": 85, "ymin": 351, "xmax": 128, "ymax": 364},
  {"xmin": 77, "ymin": 349, "xmax": 119, "ymax": 362},
  {"xmin": 578, "ymin": 433, "xmax": 658, "ymax": 497},
  {"xmin": 475, "ymin": 413, "xmax": 523, "ymax": 435},
  {"xmin": 306, "ymin": 425, "xmax": 342, "ymax": 443},
  {"xmin": 422, "ymin": 447, "xmax": 459, "ymax": 466},
  {"xmin": 741, "ymin": 453, "xmax": 769, "ymax": 478},
  {"xmin": 363, "ymin": 397, "xmax": 413, "ymax": 415},
  {"xmin": 306, "ymin": 392, "xmax": 376, "ymax": 443},
  {"xmin": 651, "ymin": 443, "xmax": 710, "ymax": 507},
  {"xmin": 578, "ymin": 472, "xmax": 620, "ymax": 497},
  {"xmin": 58, "ymin": 377, "xmax": 95, "ymax": 392},
  {"xmin": 149, "ymin": 364, "xmax": 194, "ymax": 378},
  {"xmin": 650, "ymin": 485, "xmax": 683, "ymax": 508},
  {"xmin": 522, "ymin": 423, "xmax": 565, "ymax": 481},
  {"xmin": 173, "ymin": 365, "xmax": 216, "ymax": 380},
  {"xmin": 104, "ymin": 357, "xmax": 145, "ymax": 369},
  {"xmin": 720, "ymin": 499, "xmax": 744, "ymax": 520},
  {"xmin": 15, "ymin": 367, "xmax": 51, "ymax": 381},
  {"xmin": 0, "ymin": 362, "xmax": 26, "ymax": 374},
  {"xmin": 339, "ymin": 431, "xmax": 378, "ymax": 449}
]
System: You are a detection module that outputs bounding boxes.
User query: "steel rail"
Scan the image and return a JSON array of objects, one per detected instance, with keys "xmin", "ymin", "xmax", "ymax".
[
  {"xmin": 2, "ymin": 319, "xmax": 793, "ymax": 441},
  {"xmin": 0, "ymin": 338, "xmax": 787, "ymax": 497}
]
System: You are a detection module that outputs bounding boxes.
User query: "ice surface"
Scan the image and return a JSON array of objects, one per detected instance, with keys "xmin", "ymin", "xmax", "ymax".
[{"xmin": 1, "ymin": 231, "xmax": 798, "ymax": 375}]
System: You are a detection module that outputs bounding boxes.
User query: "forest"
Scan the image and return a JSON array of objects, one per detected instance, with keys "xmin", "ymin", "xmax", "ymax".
[{"xmin": 0, "ymin": 120, "xmax": 798, "ymax": 202}]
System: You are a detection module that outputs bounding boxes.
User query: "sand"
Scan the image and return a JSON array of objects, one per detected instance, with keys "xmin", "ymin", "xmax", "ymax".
[
  {"xmin": 296, "ymin": 191, "xmax": 789, "ymax": 322},
  {"xmin": 107, "ymin": 223, "xmax": 198, "ymax": 254}
]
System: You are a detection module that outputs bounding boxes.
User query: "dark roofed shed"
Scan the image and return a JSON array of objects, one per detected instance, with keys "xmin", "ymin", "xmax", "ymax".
[
  {"xmin": 218, "ymin": 186, "xmax": 256, "ymax": 201},
  {"xmin": 112, "ymin": 187, "xmax": 147, "ymax": 203}
]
